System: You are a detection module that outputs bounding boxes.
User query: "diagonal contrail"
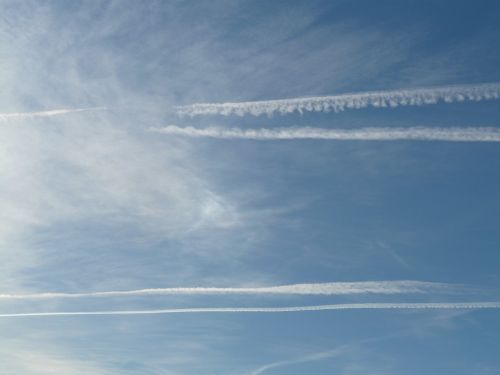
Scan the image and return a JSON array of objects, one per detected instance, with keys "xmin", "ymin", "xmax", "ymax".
[
  {"xmin": 176, "ymin": 83, "xmax": 500, "ymax": 117},
  {"xmin": 0, "ymin": 302, "xmax": 499, "ymax": 318},
  {"xmin": 248, "ymin": 348, "xmax": 345, "ymax": 375},
  {"xmin": 0, "ymin": 281, "xmax": 448, "ymax": 300},
  {"xmin": 150, "ymin": 126, "xmax": 500, "ymax": 142},
  {"xmin": 0, "ymin": 107, "xmax": 106, "ymax": 121}
]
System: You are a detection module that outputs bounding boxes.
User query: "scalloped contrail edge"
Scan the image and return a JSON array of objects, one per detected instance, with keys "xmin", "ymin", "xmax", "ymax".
[
  {"xmin": 0, "ymin": 281, "xmax": 449, "ymax": 300},
  {"xmin": 0, "ymin": 107, "xmax": 106, "ymax": 121},
  {"xmin": 176, "ymin": 83, "xmax": 500, "ymax": 117},
  {"xmin": 1, "ymin": 302, "xmax": 500, "ymax": 318},
  {"xmin": 150, "ymin": 126, "xmax": 500, "ymax": 142}
]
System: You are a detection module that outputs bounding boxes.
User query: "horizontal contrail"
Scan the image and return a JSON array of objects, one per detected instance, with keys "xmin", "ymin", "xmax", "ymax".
[
  {"xmin": 0, "ymin": 107, "xmax": 106, "ymax": 121},
  {"xmin": 176, "ymin": 83, "xmax": 500, "ymax": 117},
  {"xmin": 0, "ymin": 281, "xmax": 446, "ymax": 300},
  {"xmin": 0, "ymin": 302, "xmax": 499, "ymax": 318},
  {"xmin": 150, "ymin": 126, "xmax": 500, "ymax": 142}
]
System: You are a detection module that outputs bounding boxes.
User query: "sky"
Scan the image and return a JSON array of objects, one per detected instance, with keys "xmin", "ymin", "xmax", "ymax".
[{"xmin": 1, "ymin": 0, "xmax": 500, "ymax": 374}]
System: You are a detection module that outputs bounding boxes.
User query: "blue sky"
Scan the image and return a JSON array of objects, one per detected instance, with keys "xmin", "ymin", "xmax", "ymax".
[{"xmin": 1, "ymin": 0, "xmax": 500, "ymax": 373}]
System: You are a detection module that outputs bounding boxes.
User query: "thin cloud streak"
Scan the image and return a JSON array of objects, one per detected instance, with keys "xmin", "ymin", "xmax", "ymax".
[
  {"xmin": 176, "ymin": 83, "xmax": 500, "ymax": 117},
  {"xmin": 1, "ymin": 302, "xmax": 500, "ymax": 318},
  {"xmin": 151, "ymin": 126, "xmax": 500, "ymax": 142},
  {"xmin": 0, "ymin": 281, "xmax": 447, "ymax": 300},
  {"xmin": 248, "ymin": 349, "xmax": 344, "ymax": 375},
  {"xmin": 0, "ymin": 107, "xmax": 106, "ymax": 121}
]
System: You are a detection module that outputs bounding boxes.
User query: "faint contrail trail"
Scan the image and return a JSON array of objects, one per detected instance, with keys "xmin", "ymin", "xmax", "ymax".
[
  {"xmin": 176, "ymin": 83, "xmax": 500, "ymax": 117},
  {"xmin": 0, "ymin": 107, "xmax": 106, "ymax": 121},
  {"xmin": 0, "ymin": 281, "xmax": 447, "ymax": 300},
  {"xmin": 247, "ymin": 336, "xmax": 394, "ymax": 375},
  {"xmin": 248, "ymin": 348, "xmax": 345, "ymax": 375},
  {"xmin": 150, "ymin": 126, "xmax": 500, "ymax": 142},
  {"xmin": 0, "ymin": 302, "xmax": 499, "ymax": 318}
]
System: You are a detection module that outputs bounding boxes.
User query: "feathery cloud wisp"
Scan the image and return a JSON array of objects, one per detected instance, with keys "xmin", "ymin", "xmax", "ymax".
[
  {"xmin": 151, "ymin": 126, "xmax": 500, "ymax": 142},
  {"xmin": 0, "ymin": 281, "xmax": 447, "ymax": 300},
  {"xmin": 0, "ymin": 302, "xmax": 499, "ymax": 318},
  {"xmin": 176, "ymin": 83, "xmax": 500, "ymax": 117}
]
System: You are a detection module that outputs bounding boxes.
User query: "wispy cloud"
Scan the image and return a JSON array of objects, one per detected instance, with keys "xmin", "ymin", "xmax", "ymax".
[
  {"xmin": 247, "ymin": 347, "xmax": 345, "ymax": 375},
  {"xmin": 0, "ymin": 107, "xmax": 106, "ymax": 121},
  {"xmin": 1, "ymin": 302, "xmax": 499, "ymax": 318},
  {"xmin": 0, "ymin": 280, "xmax": 448, "ymax": 300},
  {"xmin": 151, "ymin": 126, "xmax": 500, "ymax": 142},
  {"xmin": 0, "ymin": 347, "xmax": 114, "ymax": 375},
  {"xmin": 176, "ymin": 83, "xmax": 500, "ymax": 117}
]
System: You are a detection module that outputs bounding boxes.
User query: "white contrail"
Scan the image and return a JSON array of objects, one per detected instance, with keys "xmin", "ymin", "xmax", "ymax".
[
  {"xmin": 0, "ymin": 107, "xmax": 106, "ymax": 121},
  {"xmin": 0, "ymin": 281, "xmax": 447, "ymax": 300},
  {"xmin": 150, "ymin": 126, "xmax": 500, "ymax": 142},
  {"xmin": 176, "ymin": 83, "xmax": 500, "ymax": 117},
  {"xmin": 0, "ymin": 302, "xmax": 499, "ymax": 318}
]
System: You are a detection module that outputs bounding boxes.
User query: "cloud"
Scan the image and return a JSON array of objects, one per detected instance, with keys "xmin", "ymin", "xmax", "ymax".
[
  {"xmin": 176, "ymin": 83, "xmax": 500, "ymax": 117},
  {"xmin": 151, "ymin": 126, "xmax": 500, "ymax": 142},
  {"xmin": 0, "ymin": 2, "xmax": 273, "ymax": 293},
  {"xmin": 0, "ymin": 107, "xmax": 106, "ymax": 121},
  {"xmin": 1, "ymin": 302, "xmax": 499, "ymax": 318},
  {"xmin": 247, "ymin": 348, "xmax": 345, "ymax": 375},
  {"xmin": 0, "ymin": 280, "xmax": 449, "ymax": 300},
  {"xmin": 0, "ymin": 349, "xmax": 113, "ymax": 375},
  {"xmin": 0, "ymin": 110, "xmax": 245, "ymax": 292}
]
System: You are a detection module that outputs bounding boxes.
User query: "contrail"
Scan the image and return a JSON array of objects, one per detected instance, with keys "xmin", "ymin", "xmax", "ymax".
[
  {"xmin": 150, "ymin": 126, "xmax": 500, "ymax": 142},
  {"xmin": 248, "ymin": 348, "xmax": 345, "ymax": 375},
  {"xmin": 176, "ymin": 82, "xmax": 500, "ymax": 117},
  {"xmin": 0, "ymin": 302, "xmax": 499, "ymax": 318},
  {"xmin": 0, "ymin": 281, "xmax": 447, "ymax": 300},
  {"xmin": 0, "ymin": 107, "xmax": 106, "ymax": 121},
  {"xmin": 247, "ymin": 336, "xmax": 396, "ymax": 375}
]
